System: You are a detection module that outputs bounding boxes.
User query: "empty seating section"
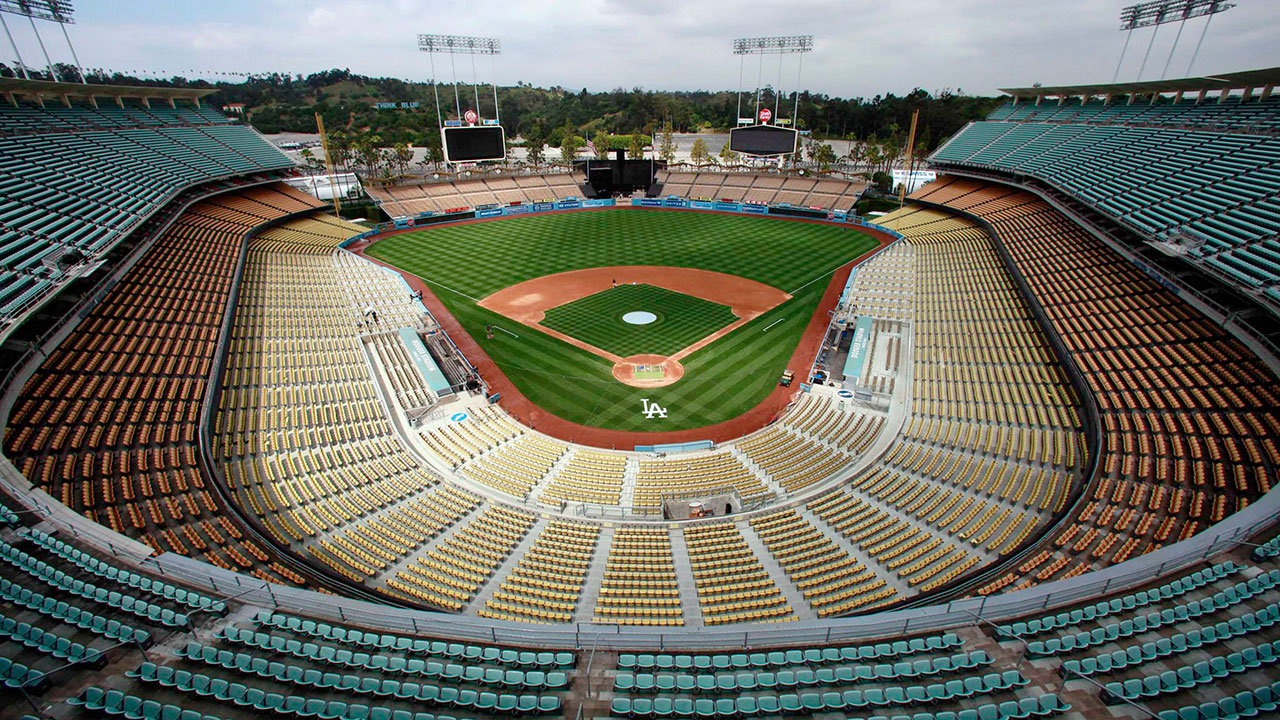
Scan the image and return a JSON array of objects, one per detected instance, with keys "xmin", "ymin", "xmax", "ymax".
[
  {"xmin": 683, "ymin": 521, "xmax": 794, "ymax": 625},
  {"xmin": 366, "ymin": 173, "xmax": 583, "ymax": 217},
  {"xmin": 386, "ymin": 504, "xmax": 536, "ymax": 611},
  {"xmin": 424, "ymin": 410, "xmax": 536, "ymax": 467},
  {"xmin": 594, "ymin": 526, "xmax": 683, "ymax": 625},
  {"xmin": 657, "ymin": 171, "xmax": 866, "ymax": 210},
  {"xmin": 457, "ymin": 433, "xmax": 563, "ymax": 499},
  {"xmin": 800, "ymin": 204, "xmax": 1080, "ymax": 597},
  {"xmin": 841, "ymin": 241, "xmax": 915, "ymax": 320},
  {"xmin": 215, "ymin": 213, "xmax": 465, "ymax": 587},
  {"xmin": 988, "ymin": 95, "xmax": 1280, "ymax": 134},
  {"xmin": 738, "ymin": 425, "xmax": 850, "ymax": 493},
  {"xmin": 58, "ymin": 603, "xmax": 574, "ymax": 720},
  {"xmin": 369, "ymin": 332, "xmax": 435, "ymax": 410},
  {"xmin": 781, "ymin": 394, "xmax": 886, "ymax": 455},
  {"xmin": 750, "ymin": 508, "xmax": 897, "ymax": 615},
  {"xmin": 985, "ymin": 556, "xmax": 1280, "ymax": 720},
  {"xmin": 914, "ymin": 177, "xmax": 1280, "ymax": 591},
  {"xmin": 3, "ymin": 185, "xmax": 320, "ymax": 585},
  {"xmin": 930, "ymin": 120, "xmax": 1280, "ymax": 288},
  {"xmin": 608, "ymin": 630, "xmax": 1069, "ymax": 720},
  {"xmin": 369, "ymin": 170, "xmax": 870, "ymax": 214},
  {"xmin": 0, "ymin": 97, "xmax": 233, "ymax": 136},
  {"xmin": 0, "ymin": 100, "xmax": 293, "ymax": 323},
  {"xmin": 539, "ymin": 449, "xmax": 626, "ymax": 506},
  {"xmin": 480, "ymin": 520, "xmax": 600, "ymax": 623},
  {"xmin": 633, "ymin": 451, "xmax": 767, "ymax": 515}
]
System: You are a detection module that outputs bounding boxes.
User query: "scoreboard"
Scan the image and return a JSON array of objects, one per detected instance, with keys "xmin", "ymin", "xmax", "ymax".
[
  {"xmin": 729, "ymin": 124, "xmax": 798, "ymax": 157},
  {"xmin": 442, "ymin": 125, "xmax": 506, "ymax": 163}
]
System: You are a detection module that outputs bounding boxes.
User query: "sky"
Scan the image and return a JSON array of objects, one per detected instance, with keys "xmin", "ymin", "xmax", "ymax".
[{"xmin": 9, "ymin": 0, "xmax": 1280, "ymax": 98}]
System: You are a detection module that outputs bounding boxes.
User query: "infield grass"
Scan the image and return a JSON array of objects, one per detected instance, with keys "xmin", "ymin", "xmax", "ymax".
[
  {"xmin": 541, "ymin": 283, "xmax": 737, "ymax": 358},
  {"xmin": 368, "ymin": 209, "xmax": 878, "ymax": 433}
]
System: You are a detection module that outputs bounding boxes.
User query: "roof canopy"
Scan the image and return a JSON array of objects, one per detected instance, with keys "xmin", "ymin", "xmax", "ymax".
[
  {"xmin": 0, "ymin": 77, "xmax": 216, "ymax": 107},
  {"xmin": 1000, "ymin": 66, "xmax": 1280, "ymax": 101}
]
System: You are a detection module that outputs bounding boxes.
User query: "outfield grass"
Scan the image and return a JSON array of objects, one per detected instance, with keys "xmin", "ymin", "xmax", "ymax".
[
  {"xmin": 368, "ymin": 209, "xmax": 878, "ymax": 433},
  {"xmin": 540, "ymin": 283, "xmax": 737, "ymax": 358}
]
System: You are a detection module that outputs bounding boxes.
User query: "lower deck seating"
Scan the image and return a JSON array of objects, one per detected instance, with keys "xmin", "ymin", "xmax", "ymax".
[{"xmin": 912, "ymin": 176, "xmax": 1279, "ymax": 591}]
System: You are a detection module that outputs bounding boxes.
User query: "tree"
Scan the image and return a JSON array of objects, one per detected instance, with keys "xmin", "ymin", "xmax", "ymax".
[
  {"xmin": 628, "ymin": 133, "xmax": 647, "ymax": 159},
  {"xmin": 658, "ymin": 121, "xmax": 676, "ymax": 163},
  {"xmin": 393, "ymin": 142, "xmax": 413, "ymax": 176},
  {"xmin": 809, "ymin": 141, "xmax": 836, "ymax": 170},
  {"xmin": 718, "ymin": 141, "xmax": 738, "ymax": 165},
  {"xmin": 299, "ymin": 147, "xmax": 317, "ymax": 171},
  {"xmin": 559, "ymin": 127, "xmax": 582, "ymax": 164},
  {"xmin": 524, "ymin": 122, "xmax": 547, "ymax": 165},
  {"xmin": 690, "ymin": 137, "xmax": 710, "ymax": 166}
]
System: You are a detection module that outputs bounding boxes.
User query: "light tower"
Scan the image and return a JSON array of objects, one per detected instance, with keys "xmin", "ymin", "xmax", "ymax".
[
  {"xmin": 1113, "ymin": 0, "xmax": 1237, "ymax": 81},
  {"xmin": 0, "ymin": 0, "xmax": 84, "ymax": 83}
]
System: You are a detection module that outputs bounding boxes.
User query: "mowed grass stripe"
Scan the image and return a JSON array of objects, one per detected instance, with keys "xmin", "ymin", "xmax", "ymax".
[
  {"xmin": 540, "ymin": 284, "xmax": 737, "ymax": 357},
  {"xmin": 368, "ymin": 209, "xmax": 877, "ymax": 297},
  {"xmin": 368, "ymin": 210, "xmax": 875, "ymax": 433}
]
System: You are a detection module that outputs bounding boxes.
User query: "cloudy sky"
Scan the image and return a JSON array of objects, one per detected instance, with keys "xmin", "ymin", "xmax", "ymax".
[{"xmin": 14, "ymin": 1, "xmax": 1280, "ymax": 97}]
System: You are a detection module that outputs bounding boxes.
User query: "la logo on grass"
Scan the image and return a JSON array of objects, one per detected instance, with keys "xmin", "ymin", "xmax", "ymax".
[{"xmin": 640, "ymin": 398, "xmax": 668, "ymax": 419}]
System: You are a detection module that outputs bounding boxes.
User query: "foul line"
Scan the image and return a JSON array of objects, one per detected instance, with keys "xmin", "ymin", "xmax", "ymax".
[
  {"xmin": 787, "ymin": 258, "xmax": 854, "ymax": 296},
  {"xmin": 761, "ymin": 317, "xmax": 786, "ymax": 332},
  {"xmin": 414, "ymin": 274, "xmax": 481, "ymax": 303},
  {"xmin": 494, "ymin": 326, "xmax": 519, "ymax": 338}
]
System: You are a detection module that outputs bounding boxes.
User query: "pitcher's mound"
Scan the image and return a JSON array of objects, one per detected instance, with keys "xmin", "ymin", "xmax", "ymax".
[{"xmin": 612, "ymin": 355, "xmax": 684, "ymax": 388}]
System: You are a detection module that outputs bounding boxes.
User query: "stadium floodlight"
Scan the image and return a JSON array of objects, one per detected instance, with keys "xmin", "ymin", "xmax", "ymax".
[
  {"xmin": 0, "ymin": 0, "xmax": 74, "ymax": 22},
  {"xmin": 0, "ymin": 0, "xmax": 83, "ymax": 83},
  {"xmin": 732, "ymin": 35, "xmax": 814, "ymax": 134},
  {"xmin": 416, "ymin": 34, "xmax": 500, "ymax": 55},
  {"xmin": 417, "ymin": 33, "xmax": 502, "ymax": 130},
  {"xmin": 732, "ymin": 35, "xmax": 814, "ymax": 55},
  {"xmin": 1113, "ymin": 0, "xmax": 1236, "ymax": 81}
]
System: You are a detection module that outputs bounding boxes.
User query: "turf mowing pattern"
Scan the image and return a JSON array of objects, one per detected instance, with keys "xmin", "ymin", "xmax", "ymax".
[
  {"xmin": 368, "ymin": 209, "xmax": 879, "ymax": 432},
  {"xmin": 540, "ymin": 283, "xmax": 737, "ymax": 358}
]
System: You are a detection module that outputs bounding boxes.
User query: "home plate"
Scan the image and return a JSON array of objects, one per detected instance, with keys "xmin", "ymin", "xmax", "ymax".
[{"xmin": 633, "ymin": 364, "xmax": 665, "ymax": 380}]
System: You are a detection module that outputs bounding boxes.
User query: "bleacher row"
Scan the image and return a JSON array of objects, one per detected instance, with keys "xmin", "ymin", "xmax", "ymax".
[
  {"xmin": 657, "ymin": 171, "xmax": 867, "ymax": 210},
  {"xmin": 367, "ymin": 174, "xmax": 583, "ymax": 217},
  {"xmin": 9, "ymin": 484, "xmax": 1280, "ymax": 720},
  {"xmin": 4, "ymin": 183, "xmax": 323, "ymax": 586},
  {"xmin": 0, "ymin": 100, "xmax": 294, "ymax": 324},
  {"xmin": 786, "ymin": 204, "xmax": 1081, "ymax": 601},
  {"xmin": 930, "ymin": 120, "xmax": 1280, "ymax": 292},
  {"xmin": 911, "ymin": 175, "xmax": 1280, "ymax": 593},
  {"xmin": 0, "ymin": 97, "xmax": 232, "ymax": 136},
  {"xmin": 986, "ymin": 94, "xmax": 1280, "ymax": 134},
  {"xmin": 0, "ymin": 495, "xmax": 576, "ymax": 719}
]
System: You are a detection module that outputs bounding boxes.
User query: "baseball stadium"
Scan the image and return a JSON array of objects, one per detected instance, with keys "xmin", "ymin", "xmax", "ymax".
[{"xmin": 0, "ymin": 2, "xmax": 1279, "ymax": 719}]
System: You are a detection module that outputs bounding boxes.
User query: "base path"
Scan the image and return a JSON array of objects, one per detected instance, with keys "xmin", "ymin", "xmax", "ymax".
[
  {"xmin": 356, "ymin": 225, "xmax": 899, "ymax": 448},
  {"xmin": 477, "ymin": 265, "xmax": 789, "ymax": 389}
]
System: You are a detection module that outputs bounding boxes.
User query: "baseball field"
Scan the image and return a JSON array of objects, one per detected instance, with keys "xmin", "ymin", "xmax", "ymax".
[{"xmin": 366, "ymin": 208, "xmax": 880, "ymax": 433}]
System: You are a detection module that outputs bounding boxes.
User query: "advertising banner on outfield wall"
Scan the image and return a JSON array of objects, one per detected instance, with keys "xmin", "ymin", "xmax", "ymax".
[
  {"xmin": 689, "ymin": 201, "xmax": 715, "ymax": 210},
  {"xmin": 533, "ymin": 202, "xmax": 555, "ymax": 212}
]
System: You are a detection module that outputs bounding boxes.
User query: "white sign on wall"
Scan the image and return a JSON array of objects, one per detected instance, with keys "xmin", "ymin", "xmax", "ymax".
[{"xmin": 891, "ymin": 169, "xmax": 938, "ymax": 194}]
